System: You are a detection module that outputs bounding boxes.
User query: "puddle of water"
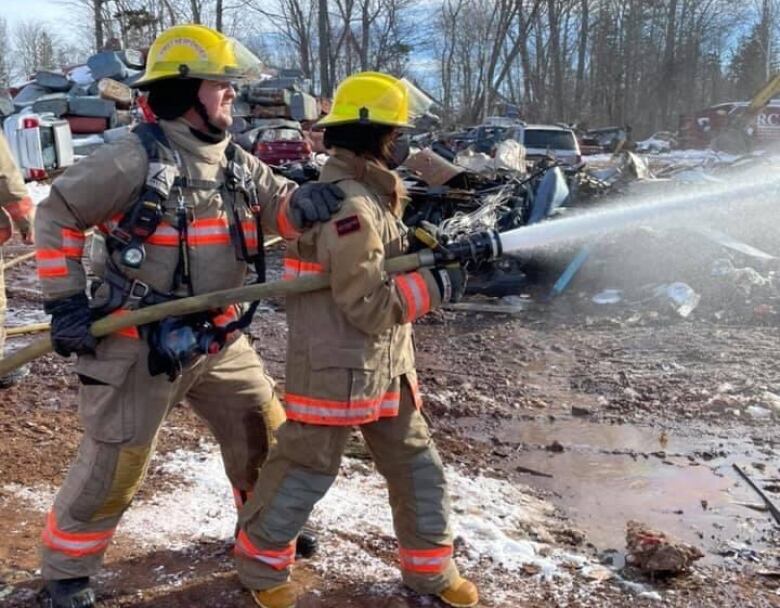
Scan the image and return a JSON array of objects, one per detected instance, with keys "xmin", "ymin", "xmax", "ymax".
[{"xmin": 458, "ymin": 417, "xmax": 773, "ymax": 562}]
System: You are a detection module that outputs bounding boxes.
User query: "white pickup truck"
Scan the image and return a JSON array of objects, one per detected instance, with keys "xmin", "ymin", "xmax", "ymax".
[{"xmin": 3, "ymin": 111, "xmax": 74, "ymax": 181}]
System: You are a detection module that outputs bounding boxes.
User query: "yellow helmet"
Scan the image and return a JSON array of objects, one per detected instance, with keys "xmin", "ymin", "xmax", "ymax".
[
  {"xmin": 132, "ymin": 24, "xmax": 263, "ymax": 88},
  {"xmin": 317, "ymin": 72, "xmax": 432, "ymax": 129}
]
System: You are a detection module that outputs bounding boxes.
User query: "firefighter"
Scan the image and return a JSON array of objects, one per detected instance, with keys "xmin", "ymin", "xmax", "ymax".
[
  {"xmin": 33, "ymin": 25, "xmax": 342, "ymax": 608},
  {"xmin": 235, "ymin": 72, "xmax": 479, "ymax": 608},
  {"xmin": 0, "ymin": 131, "xmax": 34, "ymax": 386}
]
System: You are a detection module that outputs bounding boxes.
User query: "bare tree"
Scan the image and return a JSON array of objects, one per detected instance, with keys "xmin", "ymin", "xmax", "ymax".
[
  {"xmin": 0, "ymin": 18, "xmax": 11, "ymax": 87},
  {"xmin": 13, "ymin": 21, "xmax": 62, "ymax": 77}
]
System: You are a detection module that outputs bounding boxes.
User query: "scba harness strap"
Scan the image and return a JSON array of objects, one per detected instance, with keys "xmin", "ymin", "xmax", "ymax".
[{"xmin": 101, "ymin": 122, "xmax": 267, "ymax": 378}]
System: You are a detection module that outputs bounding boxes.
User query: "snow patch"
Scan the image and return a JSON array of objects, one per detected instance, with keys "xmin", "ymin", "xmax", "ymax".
[
  {"xmin": 27, "ymin": 182, "xmax": 51, "ymax": 205},
  {"xmin": 2, "ymin": 442, "xmax": 593, "ymax": 600}
]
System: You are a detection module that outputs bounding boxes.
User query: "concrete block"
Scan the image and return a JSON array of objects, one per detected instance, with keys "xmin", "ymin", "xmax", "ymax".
[
  {"xmin": 35, "ymin": 70, "xmax": 71, "ymax": 92},
  {"xmin": 0, "ymin": 92, "xmax": 14, "ymax": 117},
  {"xmin": 98, "ymin": 78, "xmax": 132, "ymax": 108},
  {"xmin": 68, "ymin": 96, "xmax": 116, "ymax": 119},
  {"xmin": 120, "ymin": 49, "xmax": 145, "ymax": 69},
  {"xmin": 32, "ymin": 93, "xmax": 70, "ymax": 117},
  {"xmin": 290, "ymin": 91, "xmax": 318, "ymax": 121},
  {"xmin": 12, "ymin": 84, "xmax": 50, "ymax": 110},
  {"xmin": 87, "ymin": 52, "xmax": 128, "ymax": 81}
]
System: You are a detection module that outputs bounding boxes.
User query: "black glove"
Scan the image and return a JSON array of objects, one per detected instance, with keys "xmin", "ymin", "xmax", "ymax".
[
  {"xmin": 44, "ymin": 293, "xmax": 97, "ymax": 357},
  {"xmin": 289, "ymin": 183, "xmax": 344, "ymax": 229},
  {"xmin": 431, "ymin": 264, "xmax": 467, "ymax": 303}
]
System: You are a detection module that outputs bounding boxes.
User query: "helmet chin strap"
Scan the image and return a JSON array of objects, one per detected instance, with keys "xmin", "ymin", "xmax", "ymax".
[{"xmin": 194, "ymin": 96, "xmax": 225, "ymax": 139}]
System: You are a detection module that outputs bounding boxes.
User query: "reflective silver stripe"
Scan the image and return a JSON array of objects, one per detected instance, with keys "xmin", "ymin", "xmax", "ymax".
[
  {"xmin": 37, "ymin": 257, "xmax": 66, "ymax": 268},
  {"xmin": 379, "ymin": 398, "xmax": 399, "ymax": 413},
  {"xmin": 235, "ymin": 537, "xmax": 294, "ymax": 568},
  {"xmin": 192, "ymin": 226, "xmax": 229, "ymax": 236},
  {"xmin": 406, "ymin": 274, "xmax": 427, "ymax": 311},
  {"xmin": 404, "ymin": 555, "xmax": 446, "ymax": 566},
  {"xmin": 285, "ymin": 403, "xmax": 379, "ymax": 420},
  {"xmin": 252, "ymin": 553, "xmax": 291, "ymax": 567},
  {"xmin": 43, "ymin": 530, "xmax": 111, "ymax": 553}
]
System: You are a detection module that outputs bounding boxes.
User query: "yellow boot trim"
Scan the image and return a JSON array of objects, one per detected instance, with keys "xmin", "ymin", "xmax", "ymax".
[
  {"xmin": 262, "ymin": 394, "xmax": 286, "ymax": 448},
  {"xmin": 251, "ymin": 582, "xmax": 298, "ymax": 608},
  {"xmin": 91, "ymin": 442, "xmax": 156, "ymax": 521},
  {"xmin": 437, "ymin": 576, "xmax": 479, "ymax": 608}
]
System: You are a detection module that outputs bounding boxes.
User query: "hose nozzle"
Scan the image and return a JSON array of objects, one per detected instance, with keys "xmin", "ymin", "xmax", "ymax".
[{"xmin": 434, "ymin": 230, "xmax": 502, "ymax": 267}]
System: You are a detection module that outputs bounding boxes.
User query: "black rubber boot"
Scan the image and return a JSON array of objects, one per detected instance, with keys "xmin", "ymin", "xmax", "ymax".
[
  {"xmin": 295, "ymin": 527, "xmax": 318, "ymax": 558},
  {"xmin": 37, "ymin": 578, "xmax": 95, "ymax": 608}
]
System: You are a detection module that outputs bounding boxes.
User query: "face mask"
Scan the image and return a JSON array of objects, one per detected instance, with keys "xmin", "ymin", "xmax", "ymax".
[{"xmin": 387, "ymin": 133, "xmax": 410, "ymax": 169}]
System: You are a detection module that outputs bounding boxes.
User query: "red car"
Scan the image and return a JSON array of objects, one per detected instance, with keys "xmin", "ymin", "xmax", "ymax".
[{"xmin": 251, "ymin": 120, "xmax": 313, "ymax": 166}]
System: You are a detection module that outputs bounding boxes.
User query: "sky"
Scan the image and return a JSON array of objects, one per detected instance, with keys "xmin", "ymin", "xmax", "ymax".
[{"xmin": 2, "ymin": 0, "xmax": 78, "ymax": 43}]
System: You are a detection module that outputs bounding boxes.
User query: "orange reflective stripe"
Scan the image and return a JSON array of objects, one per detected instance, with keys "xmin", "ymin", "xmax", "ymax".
[
  {"xmin": 109, "ymin": 309, "xmax": 140, "ymax": 339},
  {"xmin": 396, "ymin": 272, "xmax": 430, "ymax": 322},
  {"xmin": 282, "ymin": 257, "xmax": 325, "ymax": 281},
  {"xmin": 396, "ymin": 274, "xmax": 417, "ymax": 322},
  {"xmin": 285, "ymin": 391, "xmax": 400, "ymax": 425},
  {"xmin": 147, "ymin": 222, "xmax": 179, "ymax": 246},
  {"xmin": 234, "ymin": 530, "xmax": 295, "ymax": 570},
  {"xmin": 61, "ymin": 228, "xmax": 86, "ymax": 258},
  {"xmin": 276, "ymin": 194, "xmax": 301, "ymax": 240},
  {"xmin": 409, "ymin": 272, "xmax": 431, "ymax": 316},
  {"xmin": 41, "ymin": 511, "xmax": 115, "ymax": 558},
  {"xmin": 147, "ymin": 218, "xmax": 240, "ymax": 248},
  {"xmin": 36, "ymin": 249, "xmax": 68, "ymax": 279},
  {"xmin": 212, "ymin": 305, "xmax": 239, "ymax": 328},
  {"xmin": 189, "ymin": 217, "xmax": 231, "ymax": 246},
  {"xmin": 242, "ymin": 219, "xmax": 259, "ymax": 249},
  {"xmin": 399, "ymin": 545, "xmax": 453, "ymax": 574}
]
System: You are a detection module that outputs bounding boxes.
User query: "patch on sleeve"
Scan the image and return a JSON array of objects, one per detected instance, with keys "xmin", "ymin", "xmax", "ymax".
[{"xmin": 335, "ymin": 215, "xmax": 361, "ymax": 237}]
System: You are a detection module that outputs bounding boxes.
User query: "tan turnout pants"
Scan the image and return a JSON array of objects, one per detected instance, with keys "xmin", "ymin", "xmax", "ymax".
[
  {"xmin": 236, "ymin": 381, "xmax": 460, "ymax": 595},
  {"xmin": 41, "ymin": 334, "xmax": 285, "ymax": 580}
]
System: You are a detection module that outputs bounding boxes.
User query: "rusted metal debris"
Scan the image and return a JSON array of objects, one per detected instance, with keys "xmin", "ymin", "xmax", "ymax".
[{"xmin": 625, "ymin": 520, "xmax": 704, "ymax": 575}]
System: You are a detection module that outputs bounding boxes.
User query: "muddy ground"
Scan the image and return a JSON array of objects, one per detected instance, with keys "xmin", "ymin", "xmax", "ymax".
[{"xmin": 2, "ymin": 224, "xmax": 780, "ymax": 607}]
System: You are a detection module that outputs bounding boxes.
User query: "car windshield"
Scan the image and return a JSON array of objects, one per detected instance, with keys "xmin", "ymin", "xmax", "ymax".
[
  {"xmin": 524, "ymin": 129, "xmax": 577, "ymax": 150},
  {"xmin": 476, "ymin": 126, "xmax": 508, "ymax": 140},
  {"xmin": 259, "ymin": 128, "xmax": 302, "ymax": 142}
]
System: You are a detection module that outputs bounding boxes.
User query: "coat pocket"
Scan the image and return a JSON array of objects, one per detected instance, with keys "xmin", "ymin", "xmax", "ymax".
[
  {"xmin": 309, "ymin": 346, "xmax": 380, "ymax": 371},
  {"xmin": 74, "ymin": 355, "xmax": 137, "ymax": 443}
]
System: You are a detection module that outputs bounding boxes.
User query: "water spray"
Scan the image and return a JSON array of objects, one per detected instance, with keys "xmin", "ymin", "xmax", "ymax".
[{"xmin": 2, "ymin": 164, "xmax": 779, "ymax": 376}]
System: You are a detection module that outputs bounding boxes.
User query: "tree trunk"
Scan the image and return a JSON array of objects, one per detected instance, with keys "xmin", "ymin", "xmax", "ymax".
[
  {"xmin": 360, "ymin": 0, "xmax": 370, "ymax": 71},
  {"xmin": 190, "ymin": 0, "xmax": 201, "ymax": 24},
  {"xmin": 93, "ymin": 0, "xmax": 103, "ymax": 51},
  {"xmin": 318, "ymin": 0, "xmax": 332, "ymax": 96},
  {"xmin": 216, "ymin": 0, "xmax": 223, "ymax": 31},
  {"xmin": 547, "ymin": 0, "xmax": 565, "ymax": 120},
  {"xmin": 574, "ymin": 0, "xmax": 589, "ymax": 112},
  {"xmin": 658, "ymin": 0, "xmax": 678, "ymax": 127}
]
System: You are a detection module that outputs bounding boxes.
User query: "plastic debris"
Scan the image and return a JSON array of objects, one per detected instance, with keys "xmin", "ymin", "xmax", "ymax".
[
  {"xmin": 656, "ymin": 282, "xmax": 700, "ymax": 318},
  {"xmin": 592, "ymin": 289, "xmax": 623, "ymax": 305}
]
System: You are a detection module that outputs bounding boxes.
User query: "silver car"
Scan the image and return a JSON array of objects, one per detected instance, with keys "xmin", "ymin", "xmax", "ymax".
[{"xmin": 507, "ymin": 124, "xmax": 582, "ymax": 167}]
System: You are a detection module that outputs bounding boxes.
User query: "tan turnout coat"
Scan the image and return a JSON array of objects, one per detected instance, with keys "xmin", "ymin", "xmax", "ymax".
[{"xmin": 282, "ymin": 148, "xmax": 442, "ymax": 425}]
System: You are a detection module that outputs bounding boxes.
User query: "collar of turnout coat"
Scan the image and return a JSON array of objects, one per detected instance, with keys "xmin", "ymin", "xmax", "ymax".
[
  {"xmin": 160, "ymin": 118, "xmax": 230, "ymax": 164},
  {"xmin": 320, "ymin": 147, "xmax": 401, "ymax": 199}
]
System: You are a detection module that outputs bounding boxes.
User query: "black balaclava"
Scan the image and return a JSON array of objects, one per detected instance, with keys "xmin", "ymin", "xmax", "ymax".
[{"xmin": 147, "ymin": 78, "xmax": 224, "ymax": 141}]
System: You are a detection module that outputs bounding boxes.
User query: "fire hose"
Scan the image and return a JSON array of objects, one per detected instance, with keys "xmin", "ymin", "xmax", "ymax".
[{"xmin": 0, "ymin": 230, "xmax": 504, "ymax": 378}]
